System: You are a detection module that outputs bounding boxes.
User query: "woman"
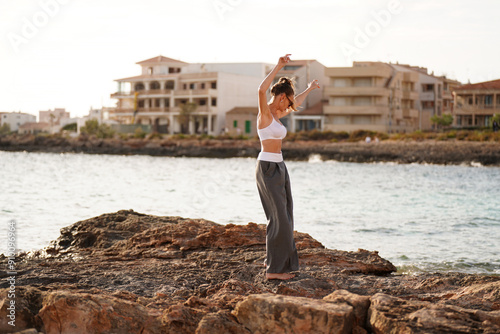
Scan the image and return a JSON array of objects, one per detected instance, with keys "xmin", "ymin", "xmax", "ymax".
[{"xmin": 256, "ymin": 54, "xmax": 320, "ymax": 280}]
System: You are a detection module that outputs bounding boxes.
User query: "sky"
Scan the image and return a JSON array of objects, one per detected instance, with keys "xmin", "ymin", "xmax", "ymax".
[{"xmin": 1, "ymin": 0, "xmax": 499, "ymax": 118}]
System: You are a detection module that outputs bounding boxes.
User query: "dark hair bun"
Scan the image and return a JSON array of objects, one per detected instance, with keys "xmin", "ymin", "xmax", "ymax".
[
  {"xmin": 278, "ymin": 77, "xmax": 292, "ymax": 86},
  {"xmin": 270, "ymin": 77, "xmax": 295, "ymax": 96}
]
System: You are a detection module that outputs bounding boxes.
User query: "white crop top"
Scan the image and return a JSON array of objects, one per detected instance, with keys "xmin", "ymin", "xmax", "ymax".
[{"xmin": 257, "ymin": 118, "xmax": 287, "ymax": 141}]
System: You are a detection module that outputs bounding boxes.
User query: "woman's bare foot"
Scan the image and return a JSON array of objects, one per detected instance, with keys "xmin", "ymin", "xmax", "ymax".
[{"xmin": 266, "ymin": 273, "xmax": 295, "ymax": 280}]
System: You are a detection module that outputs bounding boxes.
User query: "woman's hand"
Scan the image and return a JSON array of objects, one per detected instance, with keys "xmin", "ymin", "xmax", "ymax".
[
  {"xmin": 307, "ymin": 79, "xmax": 320, "ymax": 90},
  {"xmin": 277, "ymin": 54, "xmax": 291, "ymax": 69}
]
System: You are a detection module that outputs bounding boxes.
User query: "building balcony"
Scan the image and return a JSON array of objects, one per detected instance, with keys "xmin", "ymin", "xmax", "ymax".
[
  {"xmin": 420, "ymin": 91, "xmax": 436, "ymax": 101},
  {"xmin": 174, "ymin": 88, "xmax": 217, "ymax": 97},
  {"xmin": 324, "ymin": 86, "xmax": 389, "ymax": 97},
  {"xmin": 324, "ymin": 105, "xmax": 387, "ymax": 115},
  {"xmin": 402, "ymin": 90, "xmax": 419, "ymax": 100},
  {"xmin": 112, "ymin": 88, "xmax": 217, "ymax": 99},
  {"xmin": 454, "ymin": 106, "xmax": 500, "ymax": 115},
  {"xmin": 394, "ymin": 108, "xmax": 419, "ymax": 119}
]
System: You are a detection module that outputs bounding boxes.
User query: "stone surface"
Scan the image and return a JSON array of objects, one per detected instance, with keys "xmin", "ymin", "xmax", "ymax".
[
  {"xmin": 368, "ymin": 293, "xmax": 500, "ymax": 334},
  {"xmin": 37, "ymin": 291, "xmax": 163, "ymax": 334},
  {"xmin": 233, "ymin": 293, "xmax": 354, "ymax": 334},
  {"xmin": 0, "ymin": 210, "xmax": 498, "ymax": 333}
]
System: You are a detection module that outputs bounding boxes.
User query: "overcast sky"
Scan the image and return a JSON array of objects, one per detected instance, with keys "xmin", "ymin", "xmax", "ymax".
[{"xmin": 1, "ymin": 0, "xmax": 499, "ymax": 118}]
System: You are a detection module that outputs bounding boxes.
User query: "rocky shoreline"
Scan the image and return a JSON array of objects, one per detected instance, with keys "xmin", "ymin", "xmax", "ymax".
[
  {"xmin": 1, "ymin": 134, "xmax": 500, "ymax": 165},
  {"xmin": 1, "ymin": 210, "xmax": 499, "ymax": 333}
]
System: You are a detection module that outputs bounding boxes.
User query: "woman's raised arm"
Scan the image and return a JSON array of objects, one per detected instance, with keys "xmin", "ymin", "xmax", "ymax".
[{"xmin": 258, "ymin": 54, "xmax": 291, "ymax": 115}]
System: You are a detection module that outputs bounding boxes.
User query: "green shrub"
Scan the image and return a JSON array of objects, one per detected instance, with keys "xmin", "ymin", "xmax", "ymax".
[
  {"xmin": 134, "ymin": 127, "xmax": 147, "ymax": 139},
  {"xmin": 80, "ymin": 119, "xmax": 115, "ymax": 139}
]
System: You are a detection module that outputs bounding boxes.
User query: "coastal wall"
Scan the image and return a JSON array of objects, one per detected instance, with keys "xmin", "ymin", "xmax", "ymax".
[
  {"xmin": 0, "ymin": 210, "xmax": 499, "ymax": 333},
  {"xmin": 1, "ymin": 134, "xmax": 500, "ymax": 166}
]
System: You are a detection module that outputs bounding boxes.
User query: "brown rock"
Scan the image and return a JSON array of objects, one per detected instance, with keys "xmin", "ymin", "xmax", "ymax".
[
  {"xmin": 233, "ymin": 293, "xmax": 354, "ymax": 334},
  {"xmin": 2, "ymin": 210, "xmax": 499, "ymax": 333},
  {"xmin": 195, "ymin": 310, "xmax": 251, "ymax": 334},
  {"xmin": 0, "ymin": 287, "xmax": 43, "ymax": 333},
  {"xmin": 324, "ymin": 290, "xmax": 370, "ymax": 334},
  {"xmin": 161, "ymin": 304, "xmax": 207, "ymax": 334},
  {"xmin": 368, "ymin": 293, "xmax": 500, "ymax": 333},
  {"xmin": 37, "ymin": 291, "xmax": 163, "ymax": 334}
]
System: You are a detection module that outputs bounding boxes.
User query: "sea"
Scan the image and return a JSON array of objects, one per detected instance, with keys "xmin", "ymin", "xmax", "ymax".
[{"xmin": 1, "ymin": 150, "xmax": 499, "ymax": 275}]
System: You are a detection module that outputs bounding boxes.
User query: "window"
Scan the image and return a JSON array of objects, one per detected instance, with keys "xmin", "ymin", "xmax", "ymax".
[
  {"xmin": 199, "ymin": 99, "xmax": 206, "ymax": 106},
  {"xmin": 148, "ymin": 67, "xmax": 153, "ymax": 75},
  {"xmin": 211, "ymin": 98, "xmax": 217, "ymax": 106},
  {"xmin": 150, "ymin": 81, "xmax": 160, "ymax": 90},
  {"xmin": 165, "ymin": 81, "xmax": 175, "ymax": 89},
  {"xmin": 353, "ymin": 97, "xmax": 371, "ymax": 106},
  {"xmin": 135, "ymin": 83, "xmax": 145, "ymax": 91},
  {"xmin": 485, "ymin": 95, "xmax": 493, "ymax": 106},
  {"xmin": 183, "ymin": 84, "xmax": 187, "ymax": 90},
  {"xmin": 333, "ymin": 79, "xmax": 347, "ymax": 87},
  {"xmin": 211, "ymin": 82, "xmax": 217, "ymax": 89},
  {"xmin": 201, "ymin": 83, "xmax": 205, "ymax": 89},
  {"xmin": 233, "ymin": 120, "xmax": 238, "ymax": 128},
  {"xmin": 353, "ymin": 78, "xmax": 371, "ymax": 87},
  {"xmin": 169, "ymin": 67, "xmax": 181, "ymax": 73},
  {"xmin": 190, "ymin": 83, "xmax": 195, "ymax": 89},
  {"xmin": 164, "ymin": 99, "xmax": 170, "ymax": 107},
  {"xmin": 245, "ymin": 120, "xmax": 251, "ymax": 134}
]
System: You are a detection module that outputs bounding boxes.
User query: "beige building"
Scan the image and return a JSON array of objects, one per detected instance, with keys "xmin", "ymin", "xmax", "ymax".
[
  {"xmin": 110, "ymin": 56, "xmax": 265, "ymax": 135},
  {"xmin": 324, "ymin": 62, "xmax": 419, "ymax": 133},
  {"xmin": 392, "ymin": 64, "xmax": 461, "ymax": 129},
  {"xmin": 39, "ymin": 108, "xmax": 70, "ymax": 127},
  {"xmin": 225, "ymin": 107, "xmax": 258, "ymax": 137},
  {"xmin": 323, "ymin": 62, "xmax": 462, "ymax": 133},
  {"xmin": 274, "ymin": 60, "xmax": 327, "ymax": 132},
  {"xmin": 18, "ymin": 122, "xmax": 50, "ymax": 135},
  {"xmin": 225, "ymin": 59, "xmax": 328, "ymax": 134},
  {"xmin": 453, "ymin": 79, "xmax": 500, "ymax": 127},
  {"xmin": 0, "ymin": 112, "xmax": 36, "ymax": 132}
]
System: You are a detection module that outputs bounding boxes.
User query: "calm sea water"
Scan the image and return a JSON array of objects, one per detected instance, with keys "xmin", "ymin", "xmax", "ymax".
[{"xmin": 1, "ymin": 151, "xmax": 499, "ymax": 275}]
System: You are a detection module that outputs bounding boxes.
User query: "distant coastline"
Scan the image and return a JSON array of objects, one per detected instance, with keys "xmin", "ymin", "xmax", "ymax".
[{"xmin": 1, "ymin": 133, "xmax": 500, "ymax": 166}]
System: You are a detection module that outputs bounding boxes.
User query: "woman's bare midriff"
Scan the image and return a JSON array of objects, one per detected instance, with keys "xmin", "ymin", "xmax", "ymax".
[{"xmin": 261, "ymin": 139, "xmax": 282, "ymax": 153}]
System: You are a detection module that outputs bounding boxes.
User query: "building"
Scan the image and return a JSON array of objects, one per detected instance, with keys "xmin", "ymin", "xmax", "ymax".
[
  {"xmin": 0, "ymin": 112, "xmax": 36, "ymax": 132},
  {"xmin": 224, "ymin": 59, "xmax": 328, "ymax": 134},
  {"xmin": 323, "ymin": 62, "xmax": 420, "ymax": 133},
  {"xmin": 110, "ymin": 56, "xmax": 267, "ymax": 135},
  {"xmin": 18, "ymin": 122, "xmax": 50, "ymax": 135},
  {"xmin": 323, "ymin": 62, "xmax": 462, "ymax": 133},
  {"xmin": 39, "ymin": 108, "xmax": 71, "ymax": 133},
  {"xmin": 453, "ymin": 79, "xmax": 500, "ymax": 127},
  {"xmin": 392, "ymin": 64, "xmax": 461, "ymax": 129},
  {"xmin": 225, "ymin": 107, "xmax": 258, "ymax": 137},
  {"xmin": 274, "ymin": 60, "xmax": 327, "ymax": 132}
]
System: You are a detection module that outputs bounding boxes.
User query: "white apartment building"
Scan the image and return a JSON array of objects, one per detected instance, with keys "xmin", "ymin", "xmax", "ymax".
[
  {"xmin": 110, "ymin": 56, "xmax": 267, "ymax": 135},
  {"xmin": 0, "ymin": 112, "xmax": 36, "ymax": 132}
]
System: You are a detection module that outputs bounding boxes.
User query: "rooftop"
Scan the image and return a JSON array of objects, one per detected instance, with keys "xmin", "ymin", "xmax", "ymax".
[
  {"xmin": 455, "ymin": 79, "xmax": 500, "ymax": 91},
  {"xmin": 136, "ymin": 55, "xmax": 188, "ymax": 65}
]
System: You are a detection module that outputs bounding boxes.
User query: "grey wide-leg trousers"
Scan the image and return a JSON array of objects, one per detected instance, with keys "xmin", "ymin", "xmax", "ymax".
[{"xmin": 256, "ymin": 160, "xmax": 299, "ymax": 274}]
